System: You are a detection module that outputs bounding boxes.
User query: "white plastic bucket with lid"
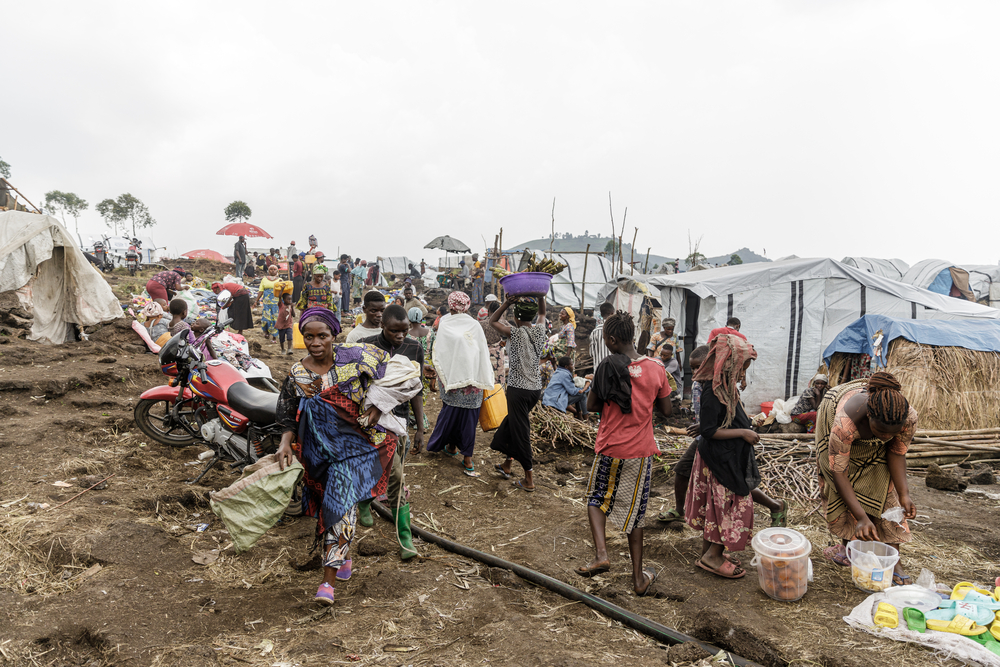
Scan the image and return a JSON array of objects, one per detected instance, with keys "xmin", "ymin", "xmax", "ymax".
[
  {"xmin": 847, "ymin": 540, "xmax": 899, "ymax": 592},
  {"xmin": 750, "ymin": 528, "xmax": 813, "ymax": 601}
]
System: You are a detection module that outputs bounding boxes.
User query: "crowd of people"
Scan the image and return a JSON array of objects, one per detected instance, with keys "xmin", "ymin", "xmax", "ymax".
[{"xmin": 187, "ymin": 239, "xmax": 921, "ymax": 603}]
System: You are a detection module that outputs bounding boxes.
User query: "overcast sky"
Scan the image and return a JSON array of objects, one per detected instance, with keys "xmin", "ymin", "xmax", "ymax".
[{"xmin": 5, "ymin": 1, "xmax": 999, "ymax": 265}]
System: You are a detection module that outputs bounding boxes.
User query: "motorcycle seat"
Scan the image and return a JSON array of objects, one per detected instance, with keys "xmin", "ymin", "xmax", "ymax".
[{"xmin": 226, "ymin": 382, "xmax": 278, "ymax": 423}]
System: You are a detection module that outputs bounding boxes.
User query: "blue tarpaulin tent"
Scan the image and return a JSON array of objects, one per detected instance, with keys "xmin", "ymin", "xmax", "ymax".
[{"xmin": 823, "ymin": 314, "xmax": 1000, "ymax": 366}]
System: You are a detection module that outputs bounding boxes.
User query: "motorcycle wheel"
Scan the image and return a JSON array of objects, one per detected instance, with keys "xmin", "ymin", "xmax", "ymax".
[{"xmin": 134, "ymin": 398, "xmax": 201, "ymax": 447}]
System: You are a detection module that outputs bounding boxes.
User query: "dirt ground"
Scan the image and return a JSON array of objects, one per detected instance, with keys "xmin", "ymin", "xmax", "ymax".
[{"xmin": 2, "ymin": 290, "xmax": 1000, "ymax": 667}]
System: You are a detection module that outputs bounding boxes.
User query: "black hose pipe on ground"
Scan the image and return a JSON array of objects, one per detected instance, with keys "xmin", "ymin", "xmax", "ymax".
[{"xmin": 371, "ymin": 501, "xmax": 765, "ymax": 667}]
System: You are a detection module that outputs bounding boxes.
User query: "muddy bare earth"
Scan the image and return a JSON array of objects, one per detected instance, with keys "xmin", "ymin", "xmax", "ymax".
[{"xmin": 2, "ymin": 289, "xmax": 1000, "ymax": 666}]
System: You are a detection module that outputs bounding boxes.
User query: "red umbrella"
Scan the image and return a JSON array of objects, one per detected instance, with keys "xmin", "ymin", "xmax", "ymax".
[
  {"xmin": 216, "ymin": 222, "xmax": 273, "ymax": 239},
  {"xmin": 182, "ymin": 249, "xmax": 234, "ymax": 263}
]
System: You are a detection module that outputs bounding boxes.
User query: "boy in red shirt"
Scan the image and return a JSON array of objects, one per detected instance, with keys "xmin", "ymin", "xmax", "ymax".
[{"xmin": 577, "ymin": 311, "xmax": 672, "ymax": 596}]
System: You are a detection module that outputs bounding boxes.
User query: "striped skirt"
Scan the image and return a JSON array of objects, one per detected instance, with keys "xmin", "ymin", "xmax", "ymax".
[{"xmin": 586, "ymin": 454, "xmax": 652, "ymax": 534}]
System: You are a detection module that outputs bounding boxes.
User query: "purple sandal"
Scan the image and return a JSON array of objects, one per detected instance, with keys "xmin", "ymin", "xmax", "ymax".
[
  {"xmin": 315, "ymin": 582, "xmax": 335, "ymax": 605},
  {"xmin": 335, "ymin": 559, "xmax": 352, "ymax": 581}
]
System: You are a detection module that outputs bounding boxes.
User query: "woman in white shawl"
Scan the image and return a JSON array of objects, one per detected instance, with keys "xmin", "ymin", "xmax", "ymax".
[{"xmin": 426, "ymin": 291, "xmax": 494, "ymax": 476}]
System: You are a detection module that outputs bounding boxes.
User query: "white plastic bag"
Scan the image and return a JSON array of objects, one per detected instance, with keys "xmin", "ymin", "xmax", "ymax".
[
  {"xmin": 881, "ymin": 506, "xmax": 906, "ymax": 524},
  {"xmin": 770, "ymin": 397, "xmax": 797, "ymax": 424},
  {"xmin": 173, "ymin": 290, "xmax": 200, "ymax": 319}
]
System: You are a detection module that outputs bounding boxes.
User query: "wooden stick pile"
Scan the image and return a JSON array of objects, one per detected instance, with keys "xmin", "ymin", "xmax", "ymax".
[
  {"xmin": 656, "ymin": 436, "xmax": 820, "ymax": 504},
  {"xmin": 530, "ymin": 406, "xmax": 598, "ymax": 451},
  {"xmin": 759, "ymin": 428, "xmax": 1000, "ymax": 465}
]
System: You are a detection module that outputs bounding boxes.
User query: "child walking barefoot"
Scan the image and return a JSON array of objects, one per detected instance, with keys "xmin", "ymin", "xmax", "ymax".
[{"xmin": 577, "ymin": 311, "xmax": 672, "ymax": 595}]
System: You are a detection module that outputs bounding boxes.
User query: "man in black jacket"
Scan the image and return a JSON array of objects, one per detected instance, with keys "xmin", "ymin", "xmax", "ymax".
[{"xmin": 233, "ymin": 236, "xmax": 247, "ymax": 278}]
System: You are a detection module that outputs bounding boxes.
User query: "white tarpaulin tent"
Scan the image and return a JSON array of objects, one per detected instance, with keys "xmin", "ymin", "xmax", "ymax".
[
  {"xmin": 378, "ymin": 256, "xmax": 416, "ymax": 278},
  {"xmin": 0, "ymin": 211, "xmax": 123, "ymax": 344},
  {"xmin": 604, "ymin": 258, "xmax": 1000, "ymax": 408},
  {"xmin": 525, "ymin": 251, "xmax": 616, "ymax": 308},
  {"xmin": 841, "ymin": 257, "xmax": 909, "ymax": 281}
]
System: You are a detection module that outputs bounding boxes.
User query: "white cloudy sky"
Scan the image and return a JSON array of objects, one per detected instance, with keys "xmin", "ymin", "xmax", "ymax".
[{"xmin": 5, "ymin": 1, "xmax": 999, "ymax": 265}]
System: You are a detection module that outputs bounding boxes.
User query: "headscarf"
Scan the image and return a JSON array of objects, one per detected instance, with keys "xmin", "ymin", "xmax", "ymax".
[
  {"xmin": 298, "ymin": 306, "xmax": 342, "ymax": 336},
  {"xmin": 408, "ymin": 307, "xmax": 424, "ymax": 323},
  {"xmin": 812, "ymin": 374, "xmax": 829, "ymax": 385},
  {"xmin": 513, "ymin": 297, "xmax": 538, "ymax": 322},
  {"xmin": 312, "ymin": 264, "xmax": 329, "ymax": 274},
  {"xmin": 477, "ymin": 306, "xmax": 489, "ymax": 321},
  {"xmin": 211, "ymin": 282, "xmax": 223, "ymax": 292},
  {"xmin": 692, "ymin": 333, "xmax": 757, "ymax": 429},
  {"xmin": 142, "ymin": 301, "xmax": 164, "ymax": 319},
  {"xmin": 562, "ymin": 307, "xmax": 576, "ymax": 326},
  {"xmin": 662, "ymin": 317, "xmax": 676, "ymax": 328},
  {"xmin": 448, "ymin": 291, "xmax": 471, "ymax": 313},
  {"xmin": 173, "ymin": 267, "xmax": 186, "ymax": 275}
]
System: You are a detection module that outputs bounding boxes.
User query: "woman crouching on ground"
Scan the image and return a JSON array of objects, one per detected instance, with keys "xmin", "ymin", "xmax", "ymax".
[
  {"xmin": 274, "ymin": 307, "xmax": 420, "ymax": 605},
  {"xmin": 685, "ymin": 332, "xmax": 760, "ymax": 579},
  {"xmin": 817, "ymin": 371, "xmax": 917, "ymax": 585},
  {"xmin": 577, "ymin": 311, "xmax": 672, "ymax": 595}
]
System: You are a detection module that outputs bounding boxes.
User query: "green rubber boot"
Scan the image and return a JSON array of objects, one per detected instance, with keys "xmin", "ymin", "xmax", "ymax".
[
  {"xmin": 392, "ymin": 503, "xmax": 418, "ymax": 560},
  {"xmin": 357, "ymin": 500, "xmax": 374, "ymax": 527}
]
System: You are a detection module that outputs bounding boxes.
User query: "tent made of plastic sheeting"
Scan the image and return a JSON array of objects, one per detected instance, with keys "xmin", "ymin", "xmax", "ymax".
[
  {"xmin": 823, "ymin": 314, "xmax": 1000, "ymax": 365},
  {"xmin": 523, "ymin": 251, "xmax": 615, "ymax": 308},
  {"xmin": 0, "ymin": 211, "xmax": 123, "ymax": 344},
  {"xmin": 378, "ymin": 256, "xmax": 417, "ymax": 279},
  {"xmin": 593, "ymin": 275, "xmax": 662, "ymax": 351},
  {"xmin": 901, "ymin": 259, "xmax": 976, "ymax": 302},
  {"xmin": 963, "ymin": 264, "xmax": 1000, "ymax": 305},
  {"xmin": 628, "ymin": 258, "xmax": 1000, "ymax": 408},
  {"xmin": 841, "ymin": 257, "xmax": 909, "ymax": 281}
]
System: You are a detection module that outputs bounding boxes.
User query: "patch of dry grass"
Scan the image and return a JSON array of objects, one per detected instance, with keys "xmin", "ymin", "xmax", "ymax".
[{"xmin": 889, "ymin": 339, "xmax": 1000, "ymax": 431}]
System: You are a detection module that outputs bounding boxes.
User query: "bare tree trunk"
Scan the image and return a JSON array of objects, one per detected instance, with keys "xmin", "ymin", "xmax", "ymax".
[
  {"xmin": 643, "ymin": 247, "xmax": 651, "ymax": 273},
  {"xmin": 630, "ymin": 227, "xmax": 637, "ymax": 275},
  {"xmin": 580, "ymin": 243, "xmax": 590, "ymax": 312},
  {"xmin": 550, "ymin": 197, "xmax": 555, "ymax": 253},
  {"xmin": 608, "ymin": 192, "xmax": 615, "ymax": 261}
]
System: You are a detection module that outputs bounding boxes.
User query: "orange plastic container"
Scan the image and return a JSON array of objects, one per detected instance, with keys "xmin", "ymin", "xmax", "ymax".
[
  {"xmin": 292, "ymin": 325, "xmax": 306, "ymax": 349},
  {"xmin": 479, "ymin": 384, "xmax": 508, "ymax": 432},
  {"xmin": 760, "ymin": 401, "xmax": 774, "ymax": 416}
]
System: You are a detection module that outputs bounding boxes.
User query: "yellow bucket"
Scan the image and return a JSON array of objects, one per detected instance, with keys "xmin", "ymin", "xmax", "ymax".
[
  {"xmin": 479, "ymin": 384, "xmax": 508, "ymax": 432},
  {"xmin": 292, "ymin": 325, "xmax": 306, "ymax": 349}
]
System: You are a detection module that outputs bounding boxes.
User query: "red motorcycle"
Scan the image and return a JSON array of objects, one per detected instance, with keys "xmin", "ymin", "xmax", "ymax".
[
  {"xmin": 125, "ymin": 238, "xmax": 141, "ymax": 276},
  {"xmin": 134, "ymin": 319, "xmax": 283, "ymax": 484}
]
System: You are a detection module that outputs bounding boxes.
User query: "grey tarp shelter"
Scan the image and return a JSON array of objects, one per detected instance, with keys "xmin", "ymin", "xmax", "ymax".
[{"xmin": 597, "ymin": 258, "xmax": 1000, "ymax": 408}]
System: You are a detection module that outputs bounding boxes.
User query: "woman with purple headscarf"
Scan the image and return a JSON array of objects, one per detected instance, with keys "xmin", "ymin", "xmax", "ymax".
[{"xmin": 274, "ymin": 307, "xmax": 420, "ymax": 606}]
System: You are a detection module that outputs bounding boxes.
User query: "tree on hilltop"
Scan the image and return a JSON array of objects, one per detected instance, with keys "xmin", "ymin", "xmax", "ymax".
[
  {"xmin": 97, "ymin": 193, "xmax": 156, "ymax": 237},
  {"xmin": 44, "ymin": 191, "xmax": 89, "ymax": 233},
  {"xmin": 225, "ymin": 201, "xmax": 252, "ymax": 224}
]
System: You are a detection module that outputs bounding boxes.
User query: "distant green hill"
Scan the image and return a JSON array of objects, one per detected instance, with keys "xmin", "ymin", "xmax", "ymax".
[{"xmin": 508, "ymin": 236, "xmax": 769, "ymax": 271}]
